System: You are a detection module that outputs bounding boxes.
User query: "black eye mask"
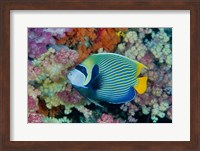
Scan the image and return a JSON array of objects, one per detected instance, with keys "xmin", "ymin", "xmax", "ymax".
[{"xmin": 75, "ymin": 65, "xmax": 88, "ymax": 77}]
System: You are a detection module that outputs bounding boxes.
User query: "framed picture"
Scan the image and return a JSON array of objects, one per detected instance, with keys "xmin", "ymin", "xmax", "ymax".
[
  {"xmin": 0, "ymin": 0, "xmax": 199, "ymax": 151},
  {"xmin": 27, "ymin": 27, "xmax": 173, "ymax": 124}
]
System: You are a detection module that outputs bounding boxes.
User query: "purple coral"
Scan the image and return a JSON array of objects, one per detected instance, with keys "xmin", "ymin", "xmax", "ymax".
[
  {"xmin": 28, "ymin": 28, "xmax": 71, "ymax": 59},
  {"xmin": 28, "ymin": 28, "xmax": 52, "ymax": 58},
  {"xmin": 43, "ymin": 28, "xmax": 72, "ymax": 39}
]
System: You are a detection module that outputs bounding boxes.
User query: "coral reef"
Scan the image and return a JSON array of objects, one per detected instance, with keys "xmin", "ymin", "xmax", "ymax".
[
  {"xmin": 56, "ymin": 28, "xmax": 128, "ymax": 62},
  {"xmin": 28, "ymin": 28, "xmax": 172, "ymax": 123}
]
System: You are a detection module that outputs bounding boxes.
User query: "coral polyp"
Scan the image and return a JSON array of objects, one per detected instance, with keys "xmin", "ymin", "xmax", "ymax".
[{"xmin": 28, "ymin": 28, "xmax": 172, "ymax": 123}]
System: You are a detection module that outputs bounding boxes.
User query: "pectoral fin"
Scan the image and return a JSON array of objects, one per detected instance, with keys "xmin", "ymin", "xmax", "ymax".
[
  {"xmin": 86, "ymin": 65, "xmax": 103, "ymax": 90},
  {"xmin": 134, "ymin": 77, "xmax": 147, "ymax": 94}
]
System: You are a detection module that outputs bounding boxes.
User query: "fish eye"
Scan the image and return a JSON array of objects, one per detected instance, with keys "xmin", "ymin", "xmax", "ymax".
[{"xmin": 75, "ymin": 65, "xmax": 87, "ymax": 77}]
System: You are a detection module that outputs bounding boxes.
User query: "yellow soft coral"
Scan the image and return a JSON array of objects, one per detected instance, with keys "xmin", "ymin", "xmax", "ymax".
[{"xmin": 39, "ymin": 78, "xmax": 67, "ymax": 97}]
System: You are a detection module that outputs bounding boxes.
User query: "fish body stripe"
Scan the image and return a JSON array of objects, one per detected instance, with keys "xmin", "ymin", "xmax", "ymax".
[
  {"xmin": 99, "ymin": 58, "xmax": 137, "ymax": 70},
  {"xmin": 102, "ymin": 75, "xmax": 137, "ymax": 83},
  {"xmin": 97, "ymin": 83, "xmax": 132, "ymax": 96},
  {"xmin": 97, "ymin": 91, "xmax": 128, "ymax": 99},
  {"xmin": 98, "ymin": 58, "xmax": 138, "ymax": 78},
  {"xmin": 75, "ymin": 53, "xmax": 146, "ymax": 104},
  {"xmin": 97, "ymin": 89, "xmax": 129, "ymax": 96},
  {"xmin": 97, "ymin": 92, "xmax": 128, "ymax": 97},
  {"xmin": 98, "ymin": 85, "xmax": 130, "ymax": 92},
  {"xmin": 96, "ymin": 86, "xmax": 136, "ymax": 103},
  {"xmin": 98, "ymin": 54, "xmax": 139, "ymax": 68},
  {"xmin": 99, "ymin": 62, "xmax": 137, "ymax": 81},
  {"xmin": 102, "ymin": 66, "xmax": 136, "ymax": 76},
  {"xmin": 101, "ymin": 72, "xmax": 137, "ymax": 82},
  {"xmin": 100, "ymin": 63, "xmax": 134, "ymax": 73},
  {"xmin": 92, "ymin": 54, "xmax": 139, "ymax": 98},
  {"xmin": 99, "ymin": 82, "xmax": 135, "ymax": 91},
  {"xmin": 100, "ymin": 69, "xmax": 138, "ymax": 87},
  {"xmin": 101, "ymin": 79, "xmax": 137, "ymax": 89}
]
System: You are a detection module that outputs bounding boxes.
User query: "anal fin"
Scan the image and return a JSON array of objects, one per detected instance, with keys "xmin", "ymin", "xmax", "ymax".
[{"xmin": 87, "ymin": 98, "xmax": 103, "ymax": 108}]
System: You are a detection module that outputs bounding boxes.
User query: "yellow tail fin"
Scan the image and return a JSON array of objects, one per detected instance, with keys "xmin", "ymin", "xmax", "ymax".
[{"xmin": 134, "ymin": 77, "xmax": 148, "ymax": 94}]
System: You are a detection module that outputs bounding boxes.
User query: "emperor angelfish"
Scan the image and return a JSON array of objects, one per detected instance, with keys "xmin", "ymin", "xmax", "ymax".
[{"xmin": 67, "ymin": 53, "xmax": 147, "ymax": 106}]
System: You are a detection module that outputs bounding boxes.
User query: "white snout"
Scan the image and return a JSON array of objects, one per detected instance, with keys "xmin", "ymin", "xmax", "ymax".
[{"xmin": 67, "ymin": 69, "xmax": 86, "ymax": 87}]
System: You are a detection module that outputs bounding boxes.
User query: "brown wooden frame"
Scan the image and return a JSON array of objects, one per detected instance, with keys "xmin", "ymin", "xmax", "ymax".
[{"xmin": 0, "ymin": 0, "xmax": 200, "ymax": 150}]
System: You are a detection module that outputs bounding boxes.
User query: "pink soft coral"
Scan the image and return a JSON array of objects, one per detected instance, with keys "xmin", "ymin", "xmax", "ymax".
[
  {"xmin": 28, "ymin": 62, "xmax": 42, "ymax": 80},
  {"xmin": 28, "ymin": 96, "xmax": 39, "ymax": 112},
  {"xmin": 97, "ymin": 113, "xmax": 119, "ymax": 123},
  {"xmin": 28, "ymin": 113, "xmax": 43, "ymax": 123},
  {"xmin": 54, "ymin": 48, "xmax": 79, "ymax": 65},
  {"xmin": 57, "ymin": 85, "xmax": 83, "ymax": 104}
]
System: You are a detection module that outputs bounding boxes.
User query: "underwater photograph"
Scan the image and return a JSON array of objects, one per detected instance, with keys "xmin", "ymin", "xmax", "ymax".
[{"xmin": 28, "ymin": 28, "xmax": 172, "ymax": 123}]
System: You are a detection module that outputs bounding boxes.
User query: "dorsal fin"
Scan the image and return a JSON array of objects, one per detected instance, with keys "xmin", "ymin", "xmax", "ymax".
[{"xmin": 135, "ymin": 62, "xmax": 147, "ymax": 77}]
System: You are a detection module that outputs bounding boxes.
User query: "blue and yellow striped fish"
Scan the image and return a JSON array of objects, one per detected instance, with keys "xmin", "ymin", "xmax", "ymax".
[{"xmin": 67, "ymin": 53, "xmax": 147, "ymax": 106}]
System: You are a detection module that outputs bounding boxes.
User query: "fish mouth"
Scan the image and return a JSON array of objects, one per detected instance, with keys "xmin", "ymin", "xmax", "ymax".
[
  {"xmin": 67, "ymin": 72, "xmax": 72, "ymax": 81},
  {"xmin": 67, "ymin": 70, "xmax": 75, "ymax": 83}
]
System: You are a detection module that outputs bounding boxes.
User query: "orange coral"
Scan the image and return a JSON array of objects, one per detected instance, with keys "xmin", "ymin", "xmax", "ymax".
[
  {"xmin": 77, "ymin": 45, "xmax": 92, "ymax": 63},
  {"xmin": 37, "ymin": 99, "xmax": 64, "ymax": 117},
  {"xmin": 115, "ymin": 28, "xmax": 128, "ymax": 32},
  {"xmin": 56, "ymin": 28, "xmax": 96, "ymax": 46},
  {"xmin": 56, "ymin": 28, "xmax": 128, "ymax": 62},
  {"xmin": 92, "ymin": 28, "xmax": 120, "ymax": 52}
]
